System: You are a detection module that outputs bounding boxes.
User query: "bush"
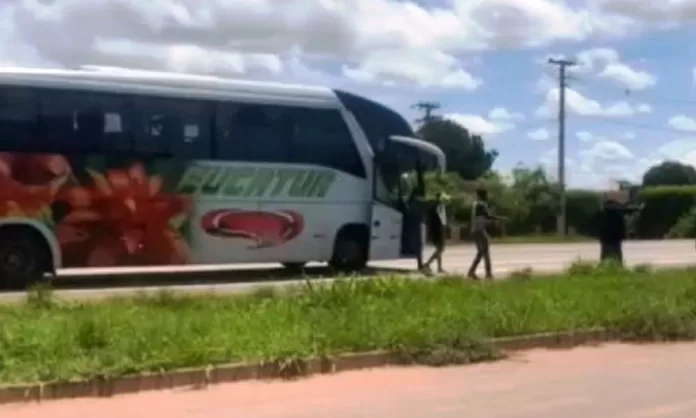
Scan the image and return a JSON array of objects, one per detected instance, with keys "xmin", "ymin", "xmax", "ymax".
[
  {"xmin": 636, "ymin": 186, "xmax": 696, "ymax": 238},
  {"xmin": 437, "ymin": 169, "xmax": 696, "ymax": 239},
  {"xmin": 668, "ymin": 206, "xmax": 696, "ymax": 238},
  {"xmin": 566, "ymin": 189, "xmax": 601, "ymax": 236}
]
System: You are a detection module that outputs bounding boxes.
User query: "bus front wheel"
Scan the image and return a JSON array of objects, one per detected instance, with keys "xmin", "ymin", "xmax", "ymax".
[
  {"xmin": 330, "ymin": 227, "xmax": 368, "ymax": 273},
  {"xmin": 0, "ymin": 226, "xmax": 51, "ymax": 290},
  {"xmin": 282, "ymin": 262, "xmax": 307, "ymax": 274}
]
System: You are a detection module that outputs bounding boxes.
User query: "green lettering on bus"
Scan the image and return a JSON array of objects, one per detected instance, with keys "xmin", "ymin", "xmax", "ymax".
[
  {"xmin": 308, "ymin": 171, "xmax": 336, "ymax": 198},
  {"xmin": 288, "ymin": 170, "xmax": 316, "ymax": 198},
  {"xmin": 244, "ymin": 168, "xmax": 275, "ymax": 197},
  {"xmin": 200, "ymin": 167, "xmax": 227, "ymax": 195},
  {"xmin": 221, "ymin": 167, "xmax": 255, "ymax": 196},
  {"xmin": 176, "ymin": 165, "xmax": 209, "ymax": 194},
  {"xmin": 176, "ymin": 165, "xmax": 336, "ymax": 198},
  {"xmin": 270, "ymin": 168, "xmax": 298, "ymax": 196}
]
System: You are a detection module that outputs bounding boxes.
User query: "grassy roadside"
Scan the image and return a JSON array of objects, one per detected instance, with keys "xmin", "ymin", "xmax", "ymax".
[{"xmin": 2, "ymin": 263, "xmax": 696, "ymax": 386}]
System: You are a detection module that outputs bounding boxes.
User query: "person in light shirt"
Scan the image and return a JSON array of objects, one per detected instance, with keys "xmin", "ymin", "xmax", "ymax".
[{"xmin": 467, "ymin": 187, "xmax": 504, "ymax": 280}]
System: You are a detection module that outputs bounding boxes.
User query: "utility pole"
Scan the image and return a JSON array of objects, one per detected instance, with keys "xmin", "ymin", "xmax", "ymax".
[
  {"xmin": 548, "ymin": 58, "xmax": 576, "ymax": 236},
  {"xmin": 412, "ymin": 101, "xmax": 441, "ymax": 125}
]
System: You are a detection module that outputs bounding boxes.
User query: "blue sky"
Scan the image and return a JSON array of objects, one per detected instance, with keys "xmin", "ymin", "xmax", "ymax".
[{"xmin": 2, "ymin": 0, "xmax": 696, "ymax": 189}]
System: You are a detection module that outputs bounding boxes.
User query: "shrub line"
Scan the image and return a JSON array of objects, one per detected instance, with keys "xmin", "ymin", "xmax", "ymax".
[{"xmin": 0, "ymin": 328, "xmax": 614, "ymax": 406}]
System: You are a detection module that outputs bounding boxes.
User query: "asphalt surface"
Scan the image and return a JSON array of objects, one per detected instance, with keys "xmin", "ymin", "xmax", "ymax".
[
  {"xmin": 0, "ymin": 239, "xmax": 693, "ymax": 303},
  {"xmin": 4, "ymin": 342, "xmax": 696, "ymax": 417}
]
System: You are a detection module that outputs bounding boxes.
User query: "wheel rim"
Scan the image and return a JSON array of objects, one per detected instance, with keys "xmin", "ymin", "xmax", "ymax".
[{"xmin": 0, "ymin": 242, "xmax": 35, "ymax": 279}]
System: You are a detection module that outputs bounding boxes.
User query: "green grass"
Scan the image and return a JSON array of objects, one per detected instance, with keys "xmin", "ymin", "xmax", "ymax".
[{"xmin": 2, "ymin": 262, "xmax": 696, "ymax": 386}]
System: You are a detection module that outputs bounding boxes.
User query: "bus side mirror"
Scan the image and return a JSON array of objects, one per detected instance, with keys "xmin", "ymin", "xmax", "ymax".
[{"xmin": 375, "ymin": 135, "xmax": 391, "ymax": 154}]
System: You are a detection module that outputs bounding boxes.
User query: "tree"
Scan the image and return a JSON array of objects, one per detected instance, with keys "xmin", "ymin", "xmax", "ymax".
[
  {"xmin": 642, "ymin": 161, "xmax": 696, "ymax": 186},
  {"xmin": 417, "ymin": 118, "xmax": 498, "ymax": 180}
]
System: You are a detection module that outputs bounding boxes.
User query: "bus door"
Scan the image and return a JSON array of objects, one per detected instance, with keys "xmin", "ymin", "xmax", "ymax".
[
  {"xmin": 369, "ymin": 141, "xmax": 425, "ymax": 260},
  {"xmin": 399, "ymin": 163, "xmax": 426, "ymax": 258},
  {"xmin": 368, "ymin": 153, "xmax": 405, "ymax": 261}
]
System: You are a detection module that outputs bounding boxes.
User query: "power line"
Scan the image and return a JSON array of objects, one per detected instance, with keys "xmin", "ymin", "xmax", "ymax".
[
  {"xmin": 569, "ymin": 76, "xmax": 696, "ymax": 107},
  {"xmin": 574, "ymin": 115, "xmax": 694, "ymax": 135},
  {"xmin": 548, "ymin": 58, "xmax": 576, "ymax": 236}
]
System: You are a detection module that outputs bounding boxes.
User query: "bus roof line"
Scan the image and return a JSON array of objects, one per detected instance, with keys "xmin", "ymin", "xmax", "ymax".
[{"xmin": 0, "ymin": 66, "xmax": 336, "ymax": 102}]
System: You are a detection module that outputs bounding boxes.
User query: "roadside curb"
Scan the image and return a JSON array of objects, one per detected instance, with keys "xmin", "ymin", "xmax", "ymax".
[{"xmin": 0, "ymin": 328, "xmax": 617, "ymax": 406}]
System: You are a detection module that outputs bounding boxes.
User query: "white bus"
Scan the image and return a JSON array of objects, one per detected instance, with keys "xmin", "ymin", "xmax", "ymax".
[{"xmin": 0, "ymin": 66, "xmax": 445, "ymax": 288}]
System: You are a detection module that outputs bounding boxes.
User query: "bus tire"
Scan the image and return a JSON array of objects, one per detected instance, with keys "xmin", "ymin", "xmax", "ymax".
[
  {"xmin": 282, "ymin": 262, "xmax": 306, "ymax": 274},
  {"xmin": 329, "ymin": 226, "xmax": 368, "ymax": 273},
  {"xmin": 0, "ymin": 226, "xmax": 52, "ymax": 290}
]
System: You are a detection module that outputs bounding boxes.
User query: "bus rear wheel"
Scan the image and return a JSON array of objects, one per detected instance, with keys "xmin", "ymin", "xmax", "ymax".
[
  {"xmin": 0, "ymin": 227, "xmax": 51, "ymax": 290},
  {"xmin": 329, "ymin": 229, "xmax": 368, "ymax": 273}
]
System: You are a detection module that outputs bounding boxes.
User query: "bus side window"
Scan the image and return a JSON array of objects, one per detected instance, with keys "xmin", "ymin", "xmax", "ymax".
[
  {"xmin": 91, "ymin": 93, "xmax": 134, "ymax": 153},
  {"xmin": 289, "ymin": 108, "xmax": 366, "ymax": 178},
  {"xmin": 38, "ymin": 89, "xmax": 102, "ymax": 153},
  {"xmin": 0, "ymin": 87, "xmax": 40, "ymax": 151},
  {"xmin": 133, "ymin": 97, "xmax": 212, "ymax": 158},
  {"xmin": 216, "ymin": 103, "xmax": 291, "ymax": 163}
]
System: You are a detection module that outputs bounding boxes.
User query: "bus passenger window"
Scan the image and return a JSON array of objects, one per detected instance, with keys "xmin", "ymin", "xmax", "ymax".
[
  {"xmin": 290, "ymin": 108, "xmax": 365, "ymax": 178},
  {"xmin": 183, "ymin": 124, "xmax": 199, "ymax": 144},
  {"xmin": 38, "ymin": 89, "xmax": 102, "ymax": 153},
  {"xmin": 104, "ymin": 113, "xmax": 122, "ymax": 133},
  {"xmin": 91, "ymin": 93, "xmax": 133, "ymax": 153},
  {"xmin": 215, "ymin": 103, "xmax": 291, "ymax": 162},
  {"xmin": 0, "ymin": 87, "xmax": 39, "ymax": 151},
  {"xmin": 133, "ymin": 97, "xmax": 212, "ymax": 158}
]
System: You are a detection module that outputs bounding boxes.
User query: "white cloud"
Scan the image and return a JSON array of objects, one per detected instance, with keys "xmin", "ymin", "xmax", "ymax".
[
  {"xmin": 571, "ymin": 47, "xmax": 656, "ymax": 90},
  {"xmin": 656, "ymin": 139, "xmax": 696, "ymax": 163},
  {"xmin": 535, "ymin": 87, "xmax": 652, "ymax": 118},
  {"xmin": 0, "ymin": 0, "xmax": 648, "ymax": 83},
  {"xmin": 599, "ymin": 62, "xmax": 656, "ymax": 90},
  {"xmin": 574, "ymin": 140, "xmax": 639, "ymax": 187},
  {"xmin": 591, "ymin": 0, "xmax": 696, "ymax": 27},
  {"xmin": 445, "ymin": 106, "xmax": 526, "ymax": 135},
  {"xmin": 95, "ymin": 39, "xmax": 284, "ymax": 75},
  {"xmin": 576, "ymin": 130, "xmax": 599, "ymax": 142},
  {"xmin": 621, "ymin": 131, "xmax": 635, "ymax": 140},
  {"xmin": 488, "ymin": 107, "xmax": 524, "ymax": 121},
  {"xmin": 446, "ymin": 113, "xmax": 510, "ymax": 136},
  {"xmin": 342, "ymin": 49, "xmax": 481, "ymax": 89},
  {"xmin": 581, "ymin": 140, "xmax": 635, "ymax": 161},
  {"xmin": 667, "ymin": 115, "xmax": 696, "ymax": 132},
  {"xmin": 539, "ymin": 138, "xmax": 641, "ymax": 188},
  {"xmin": 527, "ymin": 127, "xmax": 551, "ymax": 141},
  {"xmin": 575, "ymin": 47, "xmax": 620, "ymax": 73}
]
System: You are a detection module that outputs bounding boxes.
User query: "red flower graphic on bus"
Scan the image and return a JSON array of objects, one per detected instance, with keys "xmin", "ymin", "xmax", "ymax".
[
  {"xmin": 0, "ymin": 153, "xmax": 71, "ymax": 217},
  {"xmin": 56, "ymin": 163, "xmax": 191, "ymax": 267},
  {"xmin": 201, "ymin": 209, "xmax": 304, "ymax": 248}
]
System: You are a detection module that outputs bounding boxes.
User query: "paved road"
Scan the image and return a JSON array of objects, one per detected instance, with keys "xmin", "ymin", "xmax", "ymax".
[
  {"xmin": 0, "ymin": 240, "xmax": 692, "ymax": 303},
  {"xmin": 5, "ymin": 342, "xmax": 696, "ymax": 417}
]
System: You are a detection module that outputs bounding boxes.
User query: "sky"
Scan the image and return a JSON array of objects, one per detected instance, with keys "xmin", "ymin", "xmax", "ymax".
[{"xmin": 1, "ymin": 0, "xmax": 696, "ymax": 189}]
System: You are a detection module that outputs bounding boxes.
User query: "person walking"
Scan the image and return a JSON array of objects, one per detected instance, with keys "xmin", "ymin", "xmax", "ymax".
[
  {"xmin": 467, "ymin": 187, "xmax": 502, "ymax": 280},
  {"xmin": 597, "ymin": 194, "xmax": 643, "ymax": 266},
  {"xmin": 422, "ymin": 191, "xmax": 449, "ymax": 275}
]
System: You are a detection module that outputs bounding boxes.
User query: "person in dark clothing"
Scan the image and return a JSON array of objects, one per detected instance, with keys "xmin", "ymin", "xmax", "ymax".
[
  {"xmin": 401, "ymin": 173, "xmax": 426, "ymax": 270},
  {"xmin": 423, "ymin": 192, "xmax": 448, "ymax": 274},
  {"xmin": 597, "ymin": 196, "xmax": 643, "ymax": 265},
  {"xmin": 467, "ymin": 188, "xmax": 503, "ymax": 280}
]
